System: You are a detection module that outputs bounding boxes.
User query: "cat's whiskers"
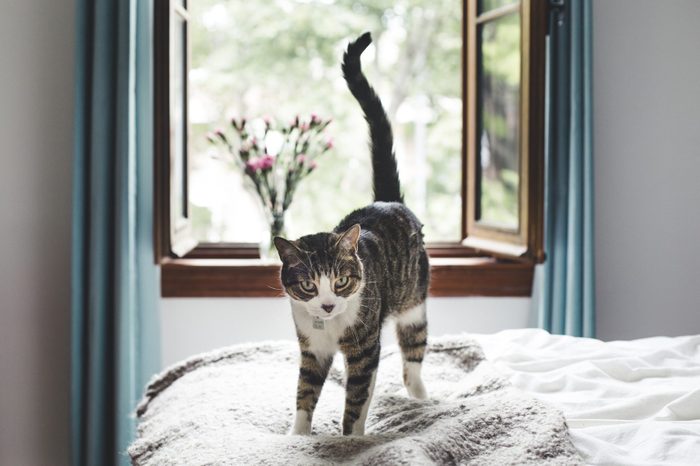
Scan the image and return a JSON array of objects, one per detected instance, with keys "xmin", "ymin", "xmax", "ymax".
[
  {"xmin": 302, "ymin": 249, "xmax": 314, "ymax": 270},
  {"xmin": 266, "ymin": 284, "xmax": 284, "ymax": 294},
  {"xmin": 331, "ymin": 254, "xmax": 340, "ymax": 278},
  {"xmin": 347, "ymin": 320, "xmax": 362, "ymax": 350},
  {"xmin": 358, "ymin": 297, "xmax": 379, "ymax": 305},
  {"xmin": 353, "ymin": 312, "xmax": 371, "ymax": 335}
]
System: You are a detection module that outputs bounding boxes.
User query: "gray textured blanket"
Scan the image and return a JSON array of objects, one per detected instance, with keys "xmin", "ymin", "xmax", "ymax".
[{"xmin": 129, "ymin": 336, "xmax": 582, "ymax": 465}]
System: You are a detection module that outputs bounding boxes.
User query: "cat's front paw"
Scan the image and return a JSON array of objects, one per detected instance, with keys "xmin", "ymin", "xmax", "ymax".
[
  {"xmin": 403, "ymin": 362, "xmax": 428, "ymax": 399},
  {"xmin": 290, "ymin": 410, "xmax": 312, "ymax": 435},
  {"xmin": 341, "ymin": 420, "xmax": 366, "ymax": 436},
  {"xmin": 407, "ymin": 380, "xmax": 428, "ymax": 400}
]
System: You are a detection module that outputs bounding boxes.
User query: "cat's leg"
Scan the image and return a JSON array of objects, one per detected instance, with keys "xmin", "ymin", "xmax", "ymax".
[
  {"xmin": 395, "ymin": 302, "xmax": 428, "ymax": 399},
  {"xmin": 341, "ymin": 339, "xmax": 380, "ymax": 435},
  {"xmin": 291, "ymin": 349, "xmax": 333, "ymax": 435}
]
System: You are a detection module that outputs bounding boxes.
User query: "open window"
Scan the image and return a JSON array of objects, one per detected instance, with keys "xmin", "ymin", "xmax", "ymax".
[
  {"xmin": 155, "ymin": 0, "xmax": 197, "ymax": 259},
  {"xmin": 154, "ymin": 0, "xmax": 547, "ymax": 297},
  {"xmin": 463, "ymin": 0, "xmax": 546, "ymax": 262}
]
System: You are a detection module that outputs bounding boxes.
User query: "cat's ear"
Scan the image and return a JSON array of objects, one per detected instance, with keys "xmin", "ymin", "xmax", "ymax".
[
  {"xmin": 274, "ymin": 237, "xmax": 303, "ymax": 265},
  {"xmin": 336, "ymin": 224, "xmax": 361, "ymax": 253}
]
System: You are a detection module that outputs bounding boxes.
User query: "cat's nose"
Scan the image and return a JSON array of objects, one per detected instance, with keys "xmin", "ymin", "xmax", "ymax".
[{"xmin": 321, "ymin": 304, "xmax": 335, "ymax": 313}]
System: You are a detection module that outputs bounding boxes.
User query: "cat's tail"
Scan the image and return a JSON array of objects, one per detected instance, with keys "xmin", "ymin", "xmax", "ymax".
[{"xmin": 342, "ymin": 32, "xmax": 403, "ymax": 204}]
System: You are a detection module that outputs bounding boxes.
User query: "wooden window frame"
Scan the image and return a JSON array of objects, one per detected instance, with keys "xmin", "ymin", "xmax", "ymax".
[
  {"xmin": 154, "ymin": 0, "xmax": 547, "ymax": 298},
  {"xmin": 463, "ymin": 0, "xmax": 546, "ymax": 262},
  {"xmin": 154, "ymin": 0, "xmax": 197, "ymax": 259}
]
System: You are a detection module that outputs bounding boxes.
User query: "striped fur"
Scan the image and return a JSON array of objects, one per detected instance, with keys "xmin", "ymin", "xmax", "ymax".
[
  {"xmin": 294, "ymin": 346, "xmax": 333, "ymax": 433},
  {"xmin": 276, "ymin": 33, "xmax": 430, "ymax": 436},
  {"xmin": 342, "ymin": 31, "xmax": 402, "ymax": 203}
]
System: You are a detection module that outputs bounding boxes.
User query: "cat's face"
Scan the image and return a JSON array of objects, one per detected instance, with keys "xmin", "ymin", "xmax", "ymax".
[{"xmin": 274, "ymin": 224, "xmax": 363, "ymax": 320}]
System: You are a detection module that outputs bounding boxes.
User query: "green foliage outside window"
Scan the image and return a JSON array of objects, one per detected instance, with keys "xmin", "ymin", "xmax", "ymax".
[{"xmin": 189, "ymin": 0, "xmax": 463, "ymax": 243}]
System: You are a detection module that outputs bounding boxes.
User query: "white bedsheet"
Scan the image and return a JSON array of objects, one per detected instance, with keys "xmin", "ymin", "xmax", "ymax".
[{"xmin": 469, "ymin": 329, "xmax": 700, "ymax": 466}]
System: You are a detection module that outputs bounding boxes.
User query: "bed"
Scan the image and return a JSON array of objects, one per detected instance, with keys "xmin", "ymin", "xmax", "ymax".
[
  {"xmin": 129, "ymin": 329, "xmax": 700, "ymax": 465},
  {"xmin": 471, "ymin": 329, "xmax": 700, "ymax": 466}
]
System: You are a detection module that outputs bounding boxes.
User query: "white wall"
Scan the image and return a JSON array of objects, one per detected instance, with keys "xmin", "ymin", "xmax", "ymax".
[
  {"xmin": 161, "ymin": 297, "xmax": 532, "ymax": 367},
  {"xmin": 593, "ymin": 0, "xmax": 700, "ymax": 340},
  {"xmin": 0, "ymin": 1, "xmax": 74, "ymax": 465}
]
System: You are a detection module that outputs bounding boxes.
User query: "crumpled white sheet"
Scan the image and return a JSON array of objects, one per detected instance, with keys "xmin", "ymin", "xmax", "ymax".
[{"xmin": 469, "ymin": 329, "xmax": 700, "ymax": 466}]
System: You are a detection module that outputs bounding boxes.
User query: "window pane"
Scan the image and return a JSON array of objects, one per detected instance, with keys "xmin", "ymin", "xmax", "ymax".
[
  {"xmin": 478, "ymin": 0, "xmax": 518, "ymax": 14},
  {"xmin": 171, "ymin": 16, "xmax": 187, "ymax": 220},
  {"xmin": 189, "ymin": 0, "xmax": 462, "ymax": 243},
  {"xmin": 476, "ymin": 12, "xmax": 520, "ymax": 230}
]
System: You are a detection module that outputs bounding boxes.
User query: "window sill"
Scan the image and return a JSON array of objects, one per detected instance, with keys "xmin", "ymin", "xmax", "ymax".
[{"xmin": 161, "ymin": 257, "xmax": 533, "ymax": 298}]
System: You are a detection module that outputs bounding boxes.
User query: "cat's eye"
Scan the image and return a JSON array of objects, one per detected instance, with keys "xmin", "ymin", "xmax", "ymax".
[
  {"xmin": 334, "ymin": 276, "xmax": 350, "ymax": 290},
  {"xmin": 299, "ymin": 280, "xmax": 316, "ymax": 292}
]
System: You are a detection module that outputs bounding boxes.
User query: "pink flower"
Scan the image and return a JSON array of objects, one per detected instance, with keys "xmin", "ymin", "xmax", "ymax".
[
  {"xmin": 300, "ymin": 122, "xmax": 310, "ymax": 132},
  {"xmin": 308, "ymin": 160, "xmax": 318, "ymax": 171},
  {"xmin": 296, "ymin": 154, "xmax": 307, "ymax": 165},
  {"xmin": 259, "ymin": 153, "xmax": 275, "ymax": 171},
  {"xmin": 245, "ymin": 154, "xmax": 275, "ymax": 174},
  {"xmin": 324, "ymin": 138, "xmax": 334, "ymax": 150},
  {"xmin": 310, "ymin": 113, "xmax": 320, "ymax": 124},
  {"xmin": 245, "ymin": 157, "xmax": 261, "ymax": 175}
]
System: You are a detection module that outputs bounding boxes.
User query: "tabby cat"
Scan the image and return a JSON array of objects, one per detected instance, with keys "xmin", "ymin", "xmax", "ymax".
[{"xmin": 274, "ymin": 32, "xmax": 430, "ymax": 436}]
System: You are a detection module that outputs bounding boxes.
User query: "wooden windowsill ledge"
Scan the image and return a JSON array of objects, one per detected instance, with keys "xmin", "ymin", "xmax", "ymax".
[{"xmin": 161, "ymin": 257, "xmax": 533, "ymax": 298}]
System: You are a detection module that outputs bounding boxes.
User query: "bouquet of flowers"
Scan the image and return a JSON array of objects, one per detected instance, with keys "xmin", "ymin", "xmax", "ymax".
[{"xmin": 208, "ymin": 114, "xmax": 333, "ymax": 258}]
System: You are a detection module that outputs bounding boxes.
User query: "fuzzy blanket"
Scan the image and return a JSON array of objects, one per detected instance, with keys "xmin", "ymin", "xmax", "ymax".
[{"xmin": 129, "ymin": 336, "xmax": 582, "ymax": 465}]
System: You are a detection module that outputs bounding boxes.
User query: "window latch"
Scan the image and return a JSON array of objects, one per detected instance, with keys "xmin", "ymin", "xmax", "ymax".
[{"xmin": 548, "ymin": 0, "xmax": 565, "ymax": 31}]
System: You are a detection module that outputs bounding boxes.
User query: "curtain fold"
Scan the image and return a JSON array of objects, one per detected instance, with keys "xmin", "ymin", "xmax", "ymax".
[
  {"xmin": 71, "ymin": 1, "xmax": 159, "ymax": 465},
  {"xmin": 534, "ymin": 0, "xmax": 595, "ymax": 337}
]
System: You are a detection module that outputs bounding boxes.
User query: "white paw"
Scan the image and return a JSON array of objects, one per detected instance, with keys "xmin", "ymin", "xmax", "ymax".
[
  {"xmin": 406, "ymin": 379, "xmax": 428, "ymax": 400},
  {"xmin": 290, "ymin": 410, "xmax": 312, "ymax": 435},
  {"xmin": 351, "ymin": 421, "xmax": 366, "ymax": 436},
  {"xmin": 404, "ymin": 362, "xmax": 428, "ymax": 399}
]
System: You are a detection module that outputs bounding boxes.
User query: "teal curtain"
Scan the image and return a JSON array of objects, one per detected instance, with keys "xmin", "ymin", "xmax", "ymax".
[
  {"xmin": 71, "ymin": 1, "xmax": 159, "ymax": 465},
  {"xmin": 534, "ymin": 0, "xmax": 595, "ymax": 337}
]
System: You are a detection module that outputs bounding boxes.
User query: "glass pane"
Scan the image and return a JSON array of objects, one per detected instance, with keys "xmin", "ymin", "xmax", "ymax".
[
  {"xmin": 478, "ymin": 0, "xmax": 517, "ymax": 14},
  {"xmin": 171, "ymin": 16, "xmax": 187, "ymax": 220},
  {"xmin": 476, "ymin": 12, "xmax": 520, "ymax": 230},
  {"xmin": 189, "ymin": 0, "xmax": 462, "ymax": 243}
]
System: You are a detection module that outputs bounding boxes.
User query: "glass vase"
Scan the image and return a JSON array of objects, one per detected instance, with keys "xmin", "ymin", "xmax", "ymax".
[{"xmin": 259, "ymin": 211, "xmax": 286, "ymax": 262}]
